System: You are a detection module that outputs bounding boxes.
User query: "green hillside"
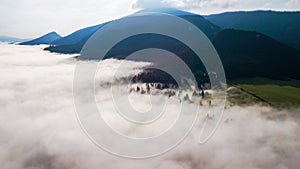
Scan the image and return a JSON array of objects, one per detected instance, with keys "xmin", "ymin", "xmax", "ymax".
[{"xmin": 228, "ymin": 77, "xmax": 300, "ymax": 109}]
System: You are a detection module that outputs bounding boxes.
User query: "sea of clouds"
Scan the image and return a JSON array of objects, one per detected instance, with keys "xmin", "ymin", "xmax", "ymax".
[{"xmin": 0, "ymin": 43, "xmax": 300, "ymax": 169}]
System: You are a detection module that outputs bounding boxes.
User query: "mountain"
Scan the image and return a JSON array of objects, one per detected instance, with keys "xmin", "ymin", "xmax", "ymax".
[
  {"xmin": 0, "ymin": 36, "xmax": 31, "ymax": 43},
  {"xmin": 44, "ymin": 8, "xmax": 220, "ymax": 54},
  {"xmin": 212, "ymin": 29, "xmax": 300, "ymax": 80},
  {"xmin": 83, "ymin": 28, "xmax": 300, "ymax": 82},
  {"xmin": 40, "ymin": 9, "xmax": 300, "ymax": 83},
  {"xmin": 205, "ymin": 11, "xmax": 300, "ymax": 46},
  {"xmin": 101, "ymin": 32, "xmax": 210, "ymax": 86},
  {"xmin": 20, "ymin": 32, "xmax": 61, "ymax": 45}
]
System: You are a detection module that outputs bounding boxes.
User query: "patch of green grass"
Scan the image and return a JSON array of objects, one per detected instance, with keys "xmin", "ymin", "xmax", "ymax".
[
  {"xmin": 229, "ymin": 77, "xmax": 300, "ymax": 88},
  {"xmin": 239, "ymin": 84, "xmax": 300, "ymax": 108},
  {"xmin": 227, "ymin": 86, "xmax": 266, "ymax": 107},
  {"xmin": 228, "ymin": 77, "xmax": 300, "ymax": 108}
]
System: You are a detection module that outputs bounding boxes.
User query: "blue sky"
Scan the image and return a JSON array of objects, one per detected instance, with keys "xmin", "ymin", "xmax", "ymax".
[{"xmin": 0, "ymin": 0, "xmax": 299, "ymax": 38}]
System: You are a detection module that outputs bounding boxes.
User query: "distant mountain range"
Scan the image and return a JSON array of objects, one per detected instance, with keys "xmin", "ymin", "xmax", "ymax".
[
  {"xmin": 20, "ymin": 32, "xmax": 61, "ymax": 45},
  {"xmin": 19, "ymin": 8, "xmax": 300, "ymax": 82}
]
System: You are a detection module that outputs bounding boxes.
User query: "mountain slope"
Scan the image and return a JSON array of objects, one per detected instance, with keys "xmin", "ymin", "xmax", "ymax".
[
  {"xmin": 205, "ymin": 11, "xmax": 300, "ymax": 46},
  {"xmin": 20, "ymin": 32, "xmax": 61, "ymax": 45},
  {"xmin": 212, "ymin": 29, "xmax": 300, "ymax": 80},
  {"xmin": 86, "ymin": 29, "xmax": 300, "ymax": 82}
]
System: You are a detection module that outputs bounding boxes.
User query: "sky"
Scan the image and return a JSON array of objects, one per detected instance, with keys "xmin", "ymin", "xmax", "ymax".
[{"xmin": 0, "ymin": 0, "xmax": 299, "ymax": 38}]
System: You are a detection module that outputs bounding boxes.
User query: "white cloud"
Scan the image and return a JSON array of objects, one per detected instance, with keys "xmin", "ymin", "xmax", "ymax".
[{"xmin": 0, "ymin": 43, "xmax": 300, "ymax": 168}]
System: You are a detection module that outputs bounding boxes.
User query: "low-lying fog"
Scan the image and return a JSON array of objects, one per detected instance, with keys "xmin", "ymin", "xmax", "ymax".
[{"xmin": 0, "ymin": 43, "xmax": 299, "ymax": 169}]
